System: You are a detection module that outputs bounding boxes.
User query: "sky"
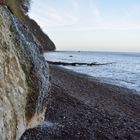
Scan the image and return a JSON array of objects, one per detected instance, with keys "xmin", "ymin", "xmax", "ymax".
[{"xmin": 29, "ymin": 0, "xmax": 140, "ymax": 52}]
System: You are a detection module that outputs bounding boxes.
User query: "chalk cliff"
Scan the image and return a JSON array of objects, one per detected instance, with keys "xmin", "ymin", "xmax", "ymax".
[{"xmin": 0, "ymin": 5, "xmax": 51, "ymax": 140}]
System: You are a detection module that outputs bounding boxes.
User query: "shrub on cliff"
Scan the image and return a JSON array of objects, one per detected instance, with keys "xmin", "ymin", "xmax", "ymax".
[
  {"xmin": 0, "ymin": 0, "xmax": 31, "ymax": 14},
  {"xmin": 18, "ymin": 0, "xmax": 31, "ymax": 14}
]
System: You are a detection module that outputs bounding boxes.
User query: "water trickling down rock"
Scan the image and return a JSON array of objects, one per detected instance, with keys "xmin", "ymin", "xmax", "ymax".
[{"xmin": 0, "ymin": 5, "xmax": 51, "ymax": 140}]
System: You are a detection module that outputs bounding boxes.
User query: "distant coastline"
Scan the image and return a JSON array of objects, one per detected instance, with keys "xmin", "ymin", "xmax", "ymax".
[{"xmin": 47, "ymin": 50, "xmax": 140, "ymax": 53}]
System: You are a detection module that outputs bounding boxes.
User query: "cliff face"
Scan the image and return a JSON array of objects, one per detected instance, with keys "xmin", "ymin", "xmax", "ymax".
[
  {"xmin": 1, "ymin": 0, "xmax": 56, "ymax": 52},
  {"xmin": 0, "ymin": 5, "xmax": 50, "ymax": 140},
  {"xmin": 24, "ymin": 17, "xmax": 56, "ymax": 52}
]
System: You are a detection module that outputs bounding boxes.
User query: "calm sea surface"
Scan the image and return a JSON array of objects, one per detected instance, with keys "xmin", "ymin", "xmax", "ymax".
[{"xmin": 44, "ymin": 51, "xmax": 140, "ymax": 93}]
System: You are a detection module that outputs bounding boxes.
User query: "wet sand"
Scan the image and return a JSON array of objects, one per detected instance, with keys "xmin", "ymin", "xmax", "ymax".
[{"xmin": 20, "ymin": 65, "xmax": 140, "ymax": 140}]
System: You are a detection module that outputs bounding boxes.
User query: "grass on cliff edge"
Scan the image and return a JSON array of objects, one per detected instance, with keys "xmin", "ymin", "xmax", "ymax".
[{"xmin": 2, "ymin": 0, "xmax": 29, "ymax": 22}]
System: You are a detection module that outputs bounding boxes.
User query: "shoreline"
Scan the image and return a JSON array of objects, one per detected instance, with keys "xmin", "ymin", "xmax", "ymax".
[
  {"xmin": 49, "ymin": 64, "xmax": 140, "ymax": 119},
  {"xmin": 21, "ymin": 64, "xmax": 140, "ymax": 139},
  {"xmin": 44, "ymin": 51, "xmax": 140, "ymax": 94},
  {"xmin": 50, "ymin": 64, "xmax": 139, "ymax": 94}
]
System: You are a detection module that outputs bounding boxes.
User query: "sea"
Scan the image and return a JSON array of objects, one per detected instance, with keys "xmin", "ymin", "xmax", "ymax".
[{"xmin": 44, "ymin": 51, "xmax": 140, "ymax": 93}]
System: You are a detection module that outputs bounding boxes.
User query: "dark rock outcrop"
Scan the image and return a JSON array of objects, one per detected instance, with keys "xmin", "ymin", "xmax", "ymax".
[{"xmin": 47, "ymin": 60, "xmax": 115, "ymax": 66}]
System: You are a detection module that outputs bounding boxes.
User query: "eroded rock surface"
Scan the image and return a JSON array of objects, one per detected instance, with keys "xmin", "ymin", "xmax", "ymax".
[{"xmin": 0, "ymin": 6, "xmax": 50, "ymax": 140}]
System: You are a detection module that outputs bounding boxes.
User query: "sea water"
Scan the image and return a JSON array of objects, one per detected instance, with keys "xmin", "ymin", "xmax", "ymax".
[{"xmin": 44, "ymin": 51, "xmax": 140, "ymax": 93}]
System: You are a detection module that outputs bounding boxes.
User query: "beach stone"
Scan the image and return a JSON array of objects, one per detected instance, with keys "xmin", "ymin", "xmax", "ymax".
[{"xmin": 0, "ymin": 6, "xmax": 50, "ymax": 140}]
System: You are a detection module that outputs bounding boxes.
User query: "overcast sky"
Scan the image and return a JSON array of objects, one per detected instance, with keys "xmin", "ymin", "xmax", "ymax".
[{"xmin": 29, "ymin": 0, "xmax": 140, "ymax": 52}]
